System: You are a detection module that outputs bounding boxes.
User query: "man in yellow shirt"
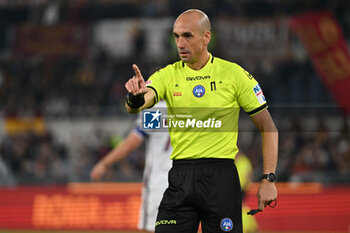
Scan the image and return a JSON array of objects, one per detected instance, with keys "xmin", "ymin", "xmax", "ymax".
[
  {"xmin": 124, "ymin": 9, "xmax": 278, "ymax": 233},
  {"xmin": 236, "ymin": 152, "xmax": 259, "ymax": 233}
]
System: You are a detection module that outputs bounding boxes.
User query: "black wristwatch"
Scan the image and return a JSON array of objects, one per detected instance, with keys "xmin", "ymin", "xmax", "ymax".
[{"xmin": 261, "ymin": 173, "xmax": 277, "ymax": 182}]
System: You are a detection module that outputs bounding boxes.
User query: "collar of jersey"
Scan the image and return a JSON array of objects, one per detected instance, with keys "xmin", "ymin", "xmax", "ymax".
[{"xmin": 183, "ymin": 53, "xmax": 213, "ymax": 73}]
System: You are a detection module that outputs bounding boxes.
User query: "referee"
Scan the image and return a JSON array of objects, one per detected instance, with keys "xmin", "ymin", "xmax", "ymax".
[{"xmin": 125, "ymin": 9, "xmax": 278, "ymax": 233}]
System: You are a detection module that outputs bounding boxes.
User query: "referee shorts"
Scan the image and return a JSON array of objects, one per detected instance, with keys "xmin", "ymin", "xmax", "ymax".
[{"xmin": 155, "ymin": 158, "xmax": 242, "ymax": 233}]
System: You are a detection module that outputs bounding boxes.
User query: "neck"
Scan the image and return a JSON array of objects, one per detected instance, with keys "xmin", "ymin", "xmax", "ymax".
[{"xmin": 187, "ymin": 51, "xmax": 210, "ymax": 70}]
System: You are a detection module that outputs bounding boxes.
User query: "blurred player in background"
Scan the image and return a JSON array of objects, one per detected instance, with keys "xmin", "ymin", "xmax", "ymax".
[
  {"xmin": 235, "ymin": 152, "xmax": 259, "ymax": 233},
  {"xmin": 90, "ymin": 101, "xmax": 172, "ymax": 232},
  {"xmin": 124, "ymin": 9, "xmax": 278, "ymax": 233}
]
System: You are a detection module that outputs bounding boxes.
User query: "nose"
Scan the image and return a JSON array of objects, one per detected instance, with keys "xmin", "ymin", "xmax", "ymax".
[{"xmin": 177, "ymin": 37, "xmax": 186, "ymax": 49}]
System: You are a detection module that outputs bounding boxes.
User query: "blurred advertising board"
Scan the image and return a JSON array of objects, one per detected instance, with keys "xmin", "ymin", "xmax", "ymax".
[
  {"xmin": 214, "ymin": 17, "xmax": 291, "ymax": 60},
  {"xmin": 0, "ymin": 183, "xmax": 349, "ymax": 231},
  {"xmin": 14, "ymin": 24, "xmax": 88, "ymax": 57},
  {"xmin": 12, "ymin": 18, "xmax": 292, "ymax": 60},
  {"xmin": 0, "ymin": 183, "xmax": 141, "ymax": 230},
  {"xmin": 93, "ymin": 18, "xmax": 173, "ymax": 58},
  {"xmin": 93, "ymin": 17, "xmax": 291, "ymax": 60},
  {"xmin": 290, "ymin": 11, "xmax": 350, "ymax": 114}
]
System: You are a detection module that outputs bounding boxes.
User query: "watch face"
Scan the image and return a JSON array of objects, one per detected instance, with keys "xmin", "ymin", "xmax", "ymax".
[{"xmin": 268, "ymin": 173, "xmax": 277, "ymax": 182}]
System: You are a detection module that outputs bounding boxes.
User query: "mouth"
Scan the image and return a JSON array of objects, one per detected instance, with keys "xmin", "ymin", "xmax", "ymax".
[{"xmin": 179, "ymin": 50, "xmax": 190, "ymax": 56}]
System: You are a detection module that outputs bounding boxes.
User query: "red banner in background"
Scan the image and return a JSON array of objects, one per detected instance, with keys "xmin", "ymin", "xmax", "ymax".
[
  {"xmin": 0, "ymin": 183, "xmax": 142, "ymax": 230},
  {"xmin": 0, "ymin": 183, "xmax": 349, "ymax": 232},
  {"xmin": 289, "ymin": 11, "xmax": 350, "ymax": 114}
]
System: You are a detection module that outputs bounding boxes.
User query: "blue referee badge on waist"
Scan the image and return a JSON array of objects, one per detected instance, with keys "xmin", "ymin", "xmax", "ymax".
[
  {"xmin": 220, "ymin": 218, "xmax": 233, "ymax": 232},
  {"xmin": 143, "ymin": 110, "xmax": 161, "ymax": 129},
  {"xmin": 193, "ymin": 85, "xmax": 205, "ymax": 97}
]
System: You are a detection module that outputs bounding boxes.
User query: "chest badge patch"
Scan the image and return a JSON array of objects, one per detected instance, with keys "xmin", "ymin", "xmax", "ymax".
[{"xmin": 193, "ymin": 85, "xmax": 205, "ymax": 98}]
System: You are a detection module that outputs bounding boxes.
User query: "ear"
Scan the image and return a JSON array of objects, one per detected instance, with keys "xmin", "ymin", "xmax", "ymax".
[{"xmin": 204, "ymin": 31, "xmax": 211, "ymax": 46}]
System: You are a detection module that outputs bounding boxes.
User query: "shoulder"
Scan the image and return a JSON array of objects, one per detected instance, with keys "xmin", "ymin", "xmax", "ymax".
[
  {"xmin": 212, "ymin": 57, "xmax": 248, "ymax": 82},
  {"xmin": 213, "ymin": 57, "xmax": 243, "ymax": 73},
  {"xmin": 153, "ymin": 60, "xmax": 183, "ymax": 75}
]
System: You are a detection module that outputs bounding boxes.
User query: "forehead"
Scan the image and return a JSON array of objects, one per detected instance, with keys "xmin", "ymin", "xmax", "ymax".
[{"xmin": 173, "ymin": 15, "xmax": 201, "ymax": 34}]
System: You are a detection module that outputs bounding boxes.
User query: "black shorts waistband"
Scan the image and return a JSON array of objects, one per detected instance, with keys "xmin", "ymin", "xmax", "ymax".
[{"xmin": 172, "ymin": 158, "xmax": 234, "ymax": 165}]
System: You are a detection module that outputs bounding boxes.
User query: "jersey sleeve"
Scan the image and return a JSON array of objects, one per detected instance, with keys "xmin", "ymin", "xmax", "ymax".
[
  {"xmin": 234, "ymin": 64, "xmax": 268, "ymax": 116},
  {"xmin": 133, "ymin": 113, "xmax": 148, "ymax": 139},
  {"xmin": 146, "ymin": 68, "xmax": 167, "ymax": 104}
]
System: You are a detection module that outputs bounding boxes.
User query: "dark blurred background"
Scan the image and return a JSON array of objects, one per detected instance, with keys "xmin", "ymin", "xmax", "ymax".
[{"xmin": 0, "ymin": 0, "xmax": 349, "ymax": 186}]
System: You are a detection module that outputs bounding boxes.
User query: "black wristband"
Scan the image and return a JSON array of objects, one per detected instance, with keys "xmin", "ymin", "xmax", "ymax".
[{"xmin": 126, "ymin": 92, "xmax": 145, "ymax": 109}]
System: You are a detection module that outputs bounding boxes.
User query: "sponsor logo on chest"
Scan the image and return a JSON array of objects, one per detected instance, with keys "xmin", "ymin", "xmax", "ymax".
[{"xmin": 186, "ymin": 75, "xmax": 210, "ymax": 81}]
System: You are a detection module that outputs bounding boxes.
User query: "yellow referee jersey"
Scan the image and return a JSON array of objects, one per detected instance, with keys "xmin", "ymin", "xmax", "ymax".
[{"xmin": 146, "ymin": 54, "xmax": 267, "ymax": 160}]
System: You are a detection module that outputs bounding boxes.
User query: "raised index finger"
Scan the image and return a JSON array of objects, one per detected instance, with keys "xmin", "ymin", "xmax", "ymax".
[{"xmin": 133, "ymin": 64, "xmax": 143, "ymax": 80}]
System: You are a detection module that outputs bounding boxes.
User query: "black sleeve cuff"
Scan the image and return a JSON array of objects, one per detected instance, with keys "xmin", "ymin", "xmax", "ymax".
[
  {"xmin": 246, "ymin": 103, "xmax": 268, "ymax": 116},
  {"xmin": 147, "ymin": 86, "xmax": 159, "ymax": 103}
]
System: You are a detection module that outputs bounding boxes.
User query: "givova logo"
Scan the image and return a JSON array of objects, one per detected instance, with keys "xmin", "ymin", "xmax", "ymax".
[
  {"xmin": 143, "ymin": 110, "xmax": 162, "ymax": 129},
  {"xmin": 155, "ymin": 219, "xmax": 177, "ymax": 227},
  {"xmin": 220, "ymin": 218, "xmax": 233, "ymax": 232}
]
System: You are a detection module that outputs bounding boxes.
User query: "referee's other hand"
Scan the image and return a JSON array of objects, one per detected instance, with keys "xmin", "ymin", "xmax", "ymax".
[
  {"xmin": 125, "ymin": 64, "xmax": 148, "ymax": 96},
  {"xmin": 257, "ymin": 179, "xmax": 277, "ymax": 211}
]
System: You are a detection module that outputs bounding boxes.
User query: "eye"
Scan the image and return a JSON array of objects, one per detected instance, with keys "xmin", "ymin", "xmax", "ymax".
[
  {"xmin": 173, "ymin": 33, "xmax": 179, "ymax": 39},
  {"xmin": 184, "ymin": 33, "xmax": 192, "ymax": 38}
]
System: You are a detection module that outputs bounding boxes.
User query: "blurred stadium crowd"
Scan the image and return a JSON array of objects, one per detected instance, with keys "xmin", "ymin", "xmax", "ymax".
[{"xmin": 0, "ymin": 0, "xmax": 350, "ymax": 185}]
